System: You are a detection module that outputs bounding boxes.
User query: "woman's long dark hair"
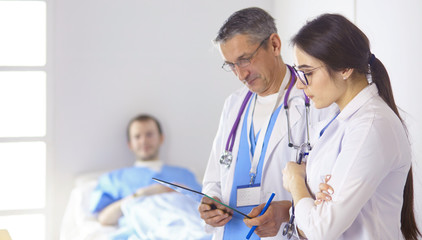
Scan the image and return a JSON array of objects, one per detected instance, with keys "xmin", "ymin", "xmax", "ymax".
[{"xmin": 292, "ymin": 14, "xmax": 420, "ymax": 240}]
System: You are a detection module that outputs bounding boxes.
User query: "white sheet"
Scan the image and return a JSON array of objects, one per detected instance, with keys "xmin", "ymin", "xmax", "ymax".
[
  {"xmin": 60, "ymin": 180, "xmax": 118, "ymax": 240},
  {"xmin": 119, "ymin": 192, "xmax": 212, "ymax": 240},
  {"xmin": 60, "ymin": 177, "xmax": 212, "ymax": 240}
]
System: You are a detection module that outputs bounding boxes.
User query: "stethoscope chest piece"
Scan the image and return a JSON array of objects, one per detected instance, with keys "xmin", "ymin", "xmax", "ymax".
[
  {"xmin": 219, "ymin": 150, "xmax": 233, "ymax": 168},
  {"xmin": 282, "ymin": 222, "xmax": 295, "ymax": 239}
]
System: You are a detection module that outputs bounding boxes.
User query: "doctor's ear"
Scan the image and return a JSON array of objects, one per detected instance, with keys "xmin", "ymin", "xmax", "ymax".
[
  {"xmin": 341, "ymin": 68, "xmax": 354, "ymax": 80},
  {"xmin": 268, "ymin": 33, "xmax": 281, "ymax": 55}
]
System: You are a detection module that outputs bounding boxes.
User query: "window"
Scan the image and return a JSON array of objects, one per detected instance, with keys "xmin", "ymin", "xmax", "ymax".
[
  {"xmin": 0, "ymin": 1, "xmax": 46, "ymax": 66},
  {"xmin": 0, "ymin": 1, "xmax": 48, "ymax": 240}
]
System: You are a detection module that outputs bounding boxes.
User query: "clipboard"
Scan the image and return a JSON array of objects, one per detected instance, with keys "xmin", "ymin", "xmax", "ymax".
[{"xmin": 152, "ymin": 177, "xmax": 251, "ymax": 219}]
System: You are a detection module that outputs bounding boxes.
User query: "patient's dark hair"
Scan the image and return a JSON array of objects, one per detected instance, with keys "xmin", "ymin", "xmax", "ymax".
[
  {"xmin": 292, "ymin": 13, "xmax": 420, "ymax": 240},
  {"xmin": 126, "ymin": 114, "xmax": 163, "ymax": 142}
]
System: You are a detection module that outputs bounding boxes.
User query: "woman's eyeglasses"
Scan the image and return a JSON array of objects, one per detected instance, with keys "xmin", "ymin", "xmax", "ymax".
[{"xmin": 293, "ymin": 66, "xmax": 322, "ymax": 85}]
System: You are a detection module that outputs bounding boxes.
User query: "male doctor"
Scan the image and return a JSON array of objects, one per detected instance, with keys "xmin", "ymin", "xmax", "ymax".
[{"xmin": 198, "ymin": 7, "xmax": 335, "ymax": 239}]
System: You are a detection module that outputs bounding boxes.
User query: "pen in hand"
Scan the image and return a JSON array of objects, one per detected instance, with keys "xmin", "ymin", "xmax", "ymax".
[{"xmin": 246, "ymin": 193, "xmax": 276, "ymax": 239}]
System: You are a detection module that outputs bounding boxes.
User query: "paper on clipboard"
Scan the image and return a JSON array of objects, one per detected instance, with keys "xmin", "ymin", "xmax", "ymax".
[{"xmin": 152, "ymin": 177, "xmax": 251, "ymax": 219}]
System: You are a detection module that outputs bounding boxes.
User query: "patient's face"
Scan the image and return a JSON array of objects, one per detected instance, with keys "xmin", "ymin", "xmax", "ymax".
[{"xmin": 128, "ymin": 120, "xmax": 163, "ymax": 161}]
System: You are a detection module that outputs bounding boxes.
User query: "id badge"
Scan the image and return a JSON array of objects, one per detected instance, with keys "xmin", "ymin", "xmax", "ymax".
[{"xmin": 236, "ymin": 184, "xmax": 261, "ymax": 207}]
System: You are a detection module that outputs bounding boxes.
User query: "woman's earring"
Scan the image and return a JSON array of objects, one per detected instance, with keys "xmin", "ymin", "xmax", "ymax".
[{"xmin": 343, "ymin": 76, "xmax": 347, "ymax": 80}]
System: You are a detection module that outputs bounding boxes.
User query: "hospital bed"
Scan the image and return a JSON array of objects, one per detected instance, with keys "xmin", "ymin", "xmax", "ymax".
[{"xmin": 60, "ymin": 172, "xmax": 211, "ymax": 240}]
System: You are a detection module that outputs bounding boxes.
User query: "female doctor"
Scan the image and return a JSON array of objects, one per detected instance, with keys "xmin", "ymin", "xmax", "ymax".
[{"xmin": 282, "ymin": 14, "xmax": 420, "ymax": 240}]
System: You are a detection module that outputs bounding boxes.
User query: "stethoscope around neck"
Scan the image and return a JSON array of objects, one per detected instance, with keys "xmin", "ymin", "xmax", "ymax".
[
  {"xmin": 219, "ymin": 65, "xmax": 311, "ymax": 239},
  {"xmin": 219, "ymin": 65, "xmax": 311, "ymax": 169}
]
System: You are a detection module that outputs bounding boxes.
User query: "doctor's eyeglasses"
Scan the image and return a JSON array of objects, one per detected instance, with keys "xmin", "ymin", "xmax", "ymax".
[
  {"xmin": 221, "ymin": 36, "xmax": 270, "ymax": 72},
  {"xmin": 293, "ymin": 66, "xmax": 322, "ymax": 86}
]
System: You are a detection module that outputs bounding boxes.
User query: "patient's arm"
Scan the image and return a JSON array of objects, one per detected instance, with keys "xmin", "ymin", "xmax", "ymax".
[{"xmin": 97, "ymin": 184, "xmax": 173, "ymax": 226}]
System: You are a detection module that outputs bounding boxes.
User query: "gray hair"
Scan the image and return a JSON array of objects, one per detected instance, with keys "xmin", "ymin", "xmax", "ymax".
[{"xmin": 215, "ymin": 7, "xmax": 277, "ymax": 45}]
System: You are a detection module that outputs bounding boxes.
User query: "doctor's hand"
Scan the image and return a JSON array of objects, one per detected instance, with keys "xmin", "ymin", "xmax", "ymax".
[
  {"xmin": 315, "ymin": 174, "xmax": 334, "ymax": 205},
  {"xmin": 198, "ymin": 196, "xmax": 233, "ymax": 227},
  {"xmin": 243, "ymin": 200, "xmax": 291, "ymax": 237},
  {"xmin": 282, "ymin": 162, "xmax": 307, "ymax": 193}
]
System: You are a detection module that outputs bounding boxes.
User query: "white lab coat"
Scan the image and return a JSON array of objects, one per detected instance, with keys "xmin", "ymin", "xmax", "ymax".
[
  {"xmin": 203, "ymin": 80, "xmax": 337, "ymax": 240},
  {"xmin": 295, "ymin": 84, "xmax": 411, "ymax": 240}
]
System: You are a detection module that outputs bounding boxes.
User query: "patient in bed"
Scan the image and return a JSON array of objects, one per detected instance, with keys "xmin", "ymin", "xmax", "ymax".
[
  {"xmin": 61, "ymin": 114, "xmax": 210, "ymax": 240},
  {"xmin": 90, "ymin": 114, "xmax": 201, "ymax": 227},
  {"xmin": 60, "ymin": 115, "xmax": 211, "ymax": 240}
]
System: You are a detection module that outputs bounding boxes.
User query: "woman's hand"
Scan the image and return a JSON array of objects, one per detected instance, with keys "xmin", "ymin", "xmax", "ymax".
[
  {"xmin": 315, "ymin": 174, "xmax": 334, "ymax": 205},
  {"xmin": 282, "ymin": 162, "xmax": 307, "ymax": 193}
]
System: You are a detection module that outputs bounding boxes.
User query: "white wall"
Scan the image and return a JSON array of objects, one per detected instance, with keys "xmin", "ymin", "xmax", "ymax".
[
  {"xmin": 51, "ymin": 1, "xmax": 274, "ymax": 239},
  {"xmin": 275, "ymin": 0, "xmax": 355, "ymax": 65},
  {"xmin": 275, "ymin": 0, "xmax": 422, "ymax": 234}
]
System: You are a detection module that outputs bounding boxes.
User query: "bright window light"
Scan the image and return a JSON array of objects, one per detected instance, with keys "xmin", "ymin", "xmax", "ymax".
[
  {"xmin": 0, "ymin": 1, "xmax": 46, "ymax": 66},
  {"xmin": 0, "ymin": 214, "xmax": 45, "ymax": 240},
  {"xmin": 0, "ymin": 142, "xmax": 46, "ymax": 210},
  {"xmin": 0, "ymin": 71, "xmax": 46, "ymax": 137}
]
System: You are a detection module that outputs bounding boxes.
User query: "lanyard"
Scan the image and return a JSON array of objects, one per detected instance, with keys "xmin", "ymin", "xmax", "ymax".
[{"xmin": 246, "ymin": 66, "xmax": 291, "ymax": 184}]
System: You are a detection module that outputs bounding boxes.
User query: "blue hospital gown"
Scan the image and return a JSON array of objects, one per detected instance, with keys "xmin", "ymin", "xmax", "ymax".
[{"xmin": 89, "ymin": 165, "xmax": 201, "ymax": 213}]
